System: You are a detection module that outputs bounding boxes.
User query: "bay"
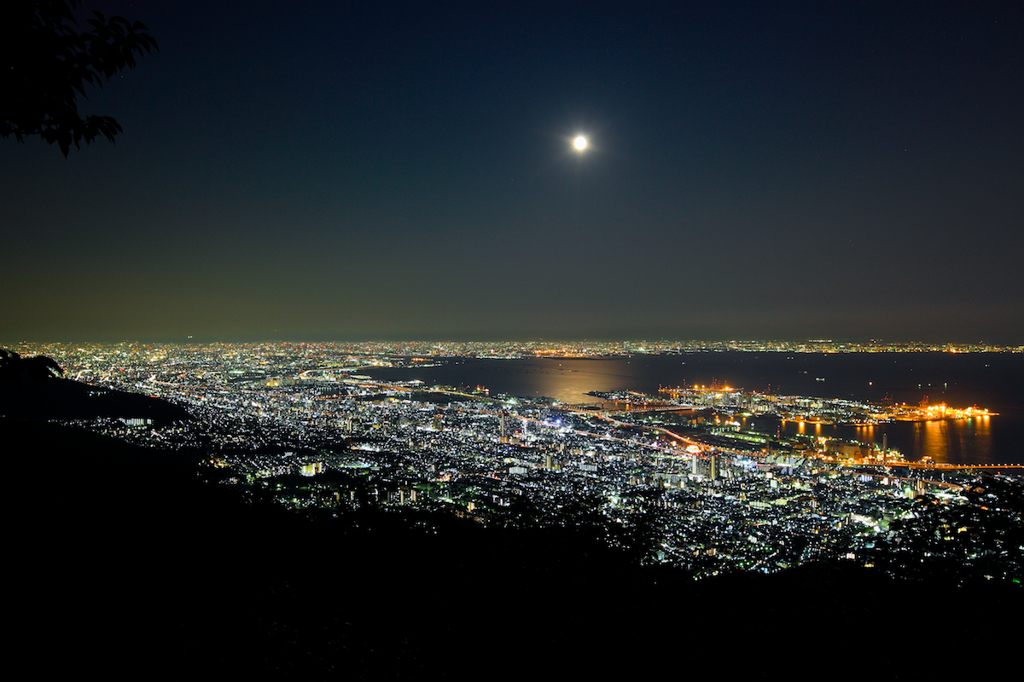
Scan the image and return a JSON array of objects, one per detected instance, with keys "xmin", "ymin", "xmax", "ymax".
[{"xmin": 361, "ymin": 352, "xmax": 1024, "ymax": 466}]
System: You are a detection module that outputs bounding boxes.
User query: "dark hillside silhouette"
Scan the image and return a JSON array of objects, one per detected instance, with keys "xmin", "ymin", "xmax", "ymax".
[
  {"xmin": 0, "ymin": 348, "xmax": 63, "ymax": 379},
  {"xmin": 0, "ymin": 348, "xmax": 190, "ymax": 423},
  {"xmin": 6, "ymin": 415, "xmax": 1020, "ymax": 678}
]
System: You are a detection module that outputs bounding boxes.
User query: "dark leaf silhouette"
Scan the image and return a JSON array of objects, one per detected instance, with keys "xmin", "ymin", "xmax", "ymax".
[{"xmin": 1, "ymin": 0, "xmax": 158, "ymax": 156}]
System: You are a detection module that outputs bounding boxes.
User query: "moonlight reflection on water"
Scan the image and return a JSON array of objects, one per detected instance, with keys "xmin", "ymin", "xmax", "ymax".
[{"xmin": 361, "ymin": 353, "xmax": 1024, "ymax": 466}]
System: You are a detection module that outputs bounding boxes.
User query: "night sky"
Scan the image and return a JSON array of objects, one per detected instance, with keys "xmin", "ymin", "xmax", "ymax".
[{"xmin": 3, "ymin": 1, "xmax": 1022, "ymax": 343}]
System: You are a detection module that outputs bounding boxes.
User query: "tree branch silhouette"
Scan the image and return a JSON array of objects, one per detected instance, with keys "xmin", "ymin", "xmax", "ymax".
[{"xmin": 1, "ymin": 0, "xmax": 158, "ymax": 156}]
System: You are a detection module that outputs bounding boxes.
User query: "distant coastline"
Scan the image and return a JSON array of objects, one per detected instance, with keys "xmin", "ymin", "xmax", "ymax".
[{"xmin": 5, "ymin": 342, "xmax": 1022, "ymax": 466}]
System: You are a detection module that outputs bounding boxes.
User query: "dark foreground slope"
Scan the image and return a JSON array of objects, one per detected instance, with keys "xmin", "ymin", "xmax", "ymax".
[
  {"xmin": 0, "ymin": 374, "xmax": 191, "ymax": 424},
  {"xmin": 5, "ymin": 417, "xmax": 1020, "ymax": 679}
]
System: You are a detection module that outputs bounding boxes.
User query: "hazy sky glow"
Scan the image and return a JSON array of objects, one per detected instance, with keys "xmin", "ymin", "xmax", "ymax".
[{"xmin": 3, "ymin": 1, "xmax": 1022, "ymax": 343}]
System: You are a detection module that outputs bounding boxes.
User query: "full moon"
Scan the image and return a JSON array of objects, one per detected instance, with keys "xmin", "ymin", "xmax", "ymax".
[{"xmin": 573, "ymin": 136, "xmax": 587, "ymax": 151}]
